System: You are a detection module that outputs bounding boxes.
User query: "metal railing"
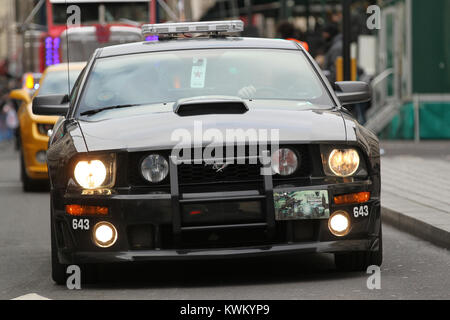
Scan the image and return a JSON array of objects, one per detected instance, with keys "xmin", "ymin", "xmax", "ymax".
[
  {"xmin": 364, "ymin": 68, "xmax": 402, "ymax": 134},
  {"xmin": 367, "ymin": 68, "xmax": 393, "ymax": 118}
]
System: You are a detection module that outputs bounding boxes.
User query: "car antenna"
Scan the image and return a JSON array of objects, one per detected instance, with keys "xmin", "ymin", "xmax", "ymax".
[
  {"xmin": 64, "ymin": 2, "xmax": 90, "ymax": 149},
  {"xmin": 65, "ymin": 0, "xmax": 72, "ymax": 100}
]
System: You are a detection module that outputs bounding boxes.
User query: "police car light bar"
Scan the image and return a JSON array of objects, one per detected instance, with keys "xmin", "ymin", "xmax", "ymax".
[{"xmin": 142, "ymin": 20, "xmax": 244, "ymax": 36}]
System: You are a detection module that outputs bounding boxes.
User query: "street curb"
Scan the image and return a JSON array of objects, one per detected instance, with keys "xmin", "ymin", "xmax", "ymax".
[{"xmin": 382, "ymin": 207, "xmax": 450, "ymax": 250}]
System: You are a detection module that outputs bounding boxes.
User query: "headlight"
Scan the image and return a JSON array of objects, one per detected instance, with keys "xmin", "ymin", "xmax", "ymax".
[
  {"xmin": 37, "ymin": 123, "xmax": 53, "ymax": 137},
  {"xmin": 271, "ymin": 148, "xmax": 298, "ymax": 176},
  {"xmin": 74, "ymin": 160, "xmax": 107, "ymax": 189},
  {"xmin": 141, "ymin": 154, "xmax": 169, "ymax": 183},
  {"xmin": 72, "ymin": 154, "xmax": 115, "ymax": 190},
  {"xmin": 328, "ymin": 149, "xmax": 360, "ymax": 177}
]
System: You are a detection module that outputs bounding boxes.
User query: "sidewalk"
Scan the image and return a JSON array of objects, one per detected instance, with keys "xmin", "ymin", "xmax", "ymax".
[{"xmin": 380, "ymin": 141, "xmax": 450, "ymax": 249}]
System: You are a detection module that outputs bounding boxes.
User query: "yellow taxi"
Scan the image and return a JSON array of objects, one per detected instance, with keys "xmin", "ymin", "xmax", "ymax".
[{"xmin": 9, "ymin": 62, "xmax": 86, "ymax": 191}]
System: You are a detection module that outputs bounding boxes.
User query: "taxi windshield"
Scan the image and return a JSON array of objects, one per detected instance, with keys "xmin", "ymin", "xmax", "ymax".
[
  {"xmin": 78, "ymin": 48, "xmax": 333, "ymax": 116},
  {"xmin": 38, "ymin": 70, "xmax": 82, "ymax": 96}
]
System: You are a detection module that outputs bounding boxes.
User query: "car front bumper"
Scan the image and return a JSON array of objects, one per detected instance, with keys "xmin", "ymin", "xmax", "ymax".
[
  {"xmin": 53, "ymin": 177, "xmax": 381, "ymax": 265},
  {"xmin": 52, "ymin": 152, "xmax": 380, "ymax": 264},
  {"xmin": 22, "ymin": 122, "xmax": 51, "ymax": 179},
  {"xmin": 60, "ymin": 238, "xmax": 380, "ymax": 264}
]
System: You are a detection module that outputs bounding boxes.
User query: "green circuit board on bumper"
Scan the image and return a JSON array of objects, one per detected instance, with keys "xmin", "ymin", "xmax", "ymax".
[{"xmin": 274, "ymin": 190, "xmax": 330, "ymax": 220}]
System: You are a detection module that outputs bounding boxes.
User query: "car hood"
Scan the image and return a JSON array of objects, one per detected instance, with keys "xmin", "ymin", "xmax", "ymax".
[{"xmin": 78, "ymin": 101, "xmax": 346, "ymax": 152}]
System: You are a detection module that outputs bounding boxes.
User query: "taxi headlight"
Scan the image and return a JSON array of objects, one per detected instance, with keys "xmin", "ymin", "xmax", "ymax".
[
  {"xmin": 141, "ymin": 154, "xmax": 169, "ymax": 183},
  {"xmin": 271, "ymin": 148, "xmax": 298, "ymax": 176},
  {"xmin": 37, "ymin": 123, "xmax": 53, "ymax": 136},
  {"xmin": 328, "ymin": 149, "xmax": 360, "ymax": 177}
]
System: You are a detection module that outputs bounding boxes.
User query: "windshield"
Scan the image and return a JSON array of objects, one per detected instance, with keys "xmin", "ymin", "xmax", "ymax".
[
  {"xmin": 78, "ymin": 48, "xmax": 333, "ymax": 115},
  {"xmin": 38, "ymin": 70, "xmax": 82, "ymax": 96},
  {"xmin": 52, "ymin": 2, "xmax": 149, "ymax": 25}
]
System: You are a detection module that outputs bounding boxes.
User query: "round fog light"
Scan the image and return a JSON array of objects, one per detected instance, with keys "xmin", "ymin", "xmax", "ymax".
[
  {"xmin": 141, "ymin": 154, "xmax": 169, "ymax": 183},
  {"xmin": 36, "ymin": 150, "xmax": 47, "ymax": 164},
  {"xmin": 93, "ymin": 221, "xmax": 117, "ymax": 248},
  {"xmin": 328, "ymin": 211, "xmax": 351, "ymax": 237}
]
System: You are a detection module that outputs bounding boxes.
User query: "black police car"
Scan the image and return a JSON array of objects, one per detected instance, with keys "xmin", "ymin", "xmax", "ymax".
[{"xmin": 33, "ymin": 21, "xmax": 382, "ymax": 284}]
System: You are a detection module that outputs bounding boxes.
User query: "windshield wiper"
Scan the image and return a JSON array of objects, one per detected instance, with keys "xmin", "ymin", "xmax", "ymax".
[{"xmin": 80, "ymin": 104, "xmax": 142, "ymax": 116}]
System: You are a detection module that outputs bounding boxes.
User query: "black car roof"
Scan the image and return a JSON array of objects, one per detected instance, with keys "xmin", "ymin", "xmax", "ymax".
[{"xmin": 98, "ymin": 37, "xmax": 301, "ymax": 58}]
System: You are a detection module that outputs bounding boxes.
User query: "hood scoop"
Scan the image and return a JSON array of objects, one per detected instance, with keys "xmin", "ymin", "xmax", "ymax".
[{"xmin": 174, "ymin": 96, "xmax": 249, "ymax": 116}]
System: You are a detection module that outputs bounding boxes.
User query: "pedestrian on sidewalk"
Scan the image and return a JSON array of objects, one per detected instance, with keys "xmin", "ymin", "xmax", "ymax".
[{"xmin": 277, "ymin": 21, "xmax": 309, "ymax": 52}]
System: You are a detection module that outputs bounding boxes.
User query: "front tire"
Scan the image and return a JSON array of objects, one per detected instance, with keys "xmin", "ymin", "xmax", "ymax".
[
  {"xmin": 15, "ymin": 128, "xmax": 20, "ymax": 150},
  {"xmin": 51, "ymin": 217, "xmax": 98, "ymax": 285},
  {"xmin": 20, "ymin": 151, "xmax": 39, "ymax": 192},
  {"xmin": 51, "ymin": 221, "xmax": 67, "ymax": 285},
  {"xmin": 335, "ymin": 230, "xmax": 383, "ymax": 272},
  {"xmin": 20, "ymin": 150, "xmax": 49, "ymax": 192}
]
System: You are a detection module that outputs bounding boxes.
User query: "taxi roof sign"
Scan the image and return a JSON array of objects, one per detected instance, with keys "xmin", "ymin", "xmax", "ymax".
[{"xmin": 142, "ymin": 20, "xmax": 244, "ymax": 37}]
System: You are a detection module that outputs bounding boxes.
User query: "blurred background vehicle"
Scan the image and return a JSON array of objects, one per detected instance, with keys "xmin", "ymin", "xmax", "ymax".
[
  {"xmin": 21, "ymin": 72, "xmax": 42, "ymax": 93},
  {"xmin": 9, "ymin": 62, "xmax": 85, "ymax": 191},
  {"xmin": 0, "ymin": 0, "xmax": 448, "ymax": 145},
  {"xmin": 11, "ymin": 72, "xmax": 42, "ymax": 149},
  {"xmin": 19, "ymin": 0, "xmax": 156, "ymax": 74},
  {"xmin": 0, "ymin": 0, "xmax": 157, "ymax": 147}
]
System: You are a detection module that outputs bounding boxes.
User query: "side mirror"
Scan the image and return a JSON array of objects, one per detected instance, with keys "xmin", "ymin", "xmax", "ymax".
[
  {"xmin": 9, "ymin": 89, "xmax": 31, "ymax": 104},
  {"xmin": 334, "ymin": 81, "xmax": 371, "ymax": 106},
  {"xmin": 32, "ymin": 94, "xmax": 69, "ymax": 116}
]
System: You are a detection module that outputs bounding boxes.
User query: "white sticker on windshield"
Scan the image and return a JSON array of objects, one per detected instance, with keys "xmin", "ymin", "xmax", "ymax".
[{"xmin": 190, "ymin": 58, "xmax": 207, "ymax": 88}]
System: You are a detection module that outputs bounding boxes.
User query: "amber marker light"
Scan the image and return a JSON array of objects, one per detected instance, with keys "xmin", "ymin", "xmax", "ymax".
[
  {"xmin": 25, "ymin": 74, "xmax": 34, "ymax": 89},
  {"xmin": 334, "ymin": 192, "xmax": 371, "ymax": 205},
  {"xmin": 66, "ymin": 205, "xmax": 108, "ymax": 216}
]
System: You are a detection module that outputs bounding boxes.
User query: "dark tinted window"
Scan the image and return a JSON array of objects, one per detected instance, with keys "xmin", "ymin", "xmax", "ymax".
[{"xmin": 78, "ymin": 48, "xmax": 333, "ymax": 115}]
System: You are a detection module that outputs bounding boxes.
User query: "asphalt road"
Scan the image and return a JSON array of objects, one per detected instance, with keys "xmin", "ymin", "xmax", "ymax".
[{"xmin": 1, "ymin": 141, "xmax": 449, "ymax": 300}]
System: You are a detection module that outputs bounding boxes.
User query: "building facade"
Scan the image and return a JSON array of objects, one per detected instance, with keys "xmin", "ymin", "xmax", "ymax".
[{"xmin": 375, "ymin": 0, "xmax": 450, "ymax": 140}]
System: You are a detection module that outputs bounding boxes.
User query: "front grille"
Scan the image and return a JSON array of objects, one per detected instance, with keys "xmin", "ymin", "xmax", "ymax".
[
  {"xmin": 181, "ymin": 200, "xmax": 263, "ymax": 226},
  {"xmin": 179, "ymin": 162, "xmax": 261, "ymax": 184},
  {"xmin": 128, "ymin": 145, "xmax": 312, "ymax": 187}
]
